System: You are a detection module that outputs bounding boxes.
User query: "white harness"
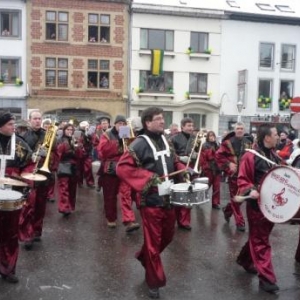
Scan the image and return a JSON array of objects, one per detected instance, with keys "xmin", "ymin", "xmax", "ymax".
[
  {"xmin": 140, "ymin": 134, "xmax": 173, "ymax": 195},
  {"xmin": 0, "ymin": 133, "xmax": 16, "ymax": 189}
]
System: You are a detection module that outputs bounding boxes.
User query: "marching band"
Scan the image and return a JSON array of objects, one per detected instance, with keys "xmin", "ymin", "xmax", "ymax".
[{"xmin": 0, "ymin": 108, "xmax": 300, "ymax": 298}]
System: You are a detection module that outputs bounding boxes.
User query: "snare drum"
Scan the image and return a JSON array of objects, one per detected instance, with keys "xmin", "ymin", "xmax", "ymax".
[
  {"xmin": 170, "ymin": 182, "xmax": 209, "ymax": 207},
  {"xmin": 259, "ymin": 166, "xmax": 300, "ymax": 223},
  {"xmin": 193, "ymin": 177, "xmax": 209, "ymax": 185},
  {"xmin": 0, "ymin": 190, "xmax": 25, "ymax": 211}
]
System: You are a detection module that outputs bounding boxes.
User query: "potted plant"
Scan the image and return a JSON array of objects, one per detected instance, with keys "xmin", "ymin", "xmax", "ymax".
[
  {"xmin": 15, "ymin": 78, "xmax": 23, "ymax": 86},
  {"xmin": 279, "ymin": 98, "xmax": 291, "ymax": 110},
  {"xmin": 257, "ymin": 95, "xmax": 272, "ymax": 109}
]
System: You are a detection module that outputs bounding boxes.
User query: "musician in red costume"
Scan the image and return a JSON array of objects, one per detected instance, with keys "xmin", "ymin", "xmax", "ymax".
[
  {"xmin": 93, "ymin": 117, "xmax": 110, "ymax": 192},
  {"xmin": 19, "ymin": 110, "xmax": 55, "ymax": 250},
  {"xmin": 77, "ymin": 121, "xmax": 95, "ymax": 188},
  {"xmin": 215, "ymin": 122, "xmax": 252, "ymax": 231},
  {"xmin": 98, "ymin": 115, "xmax": 126, "ymax": 227},
  {"xmin": 0, "ymin": 111, "xmax": 33, "ymax": 283},
  {"xmin": 170, "ymin": 117, "xmax": 196, "ymax": 230},
  {"xmin": 56, "ymin": 124, "xmax": 82, "ymax": 216},
  {"xmin": 200, "ymin": 130, "xmax": 221, "ymax": 209},
  {"xmin": 117, "ymin": 107, "xmax": 186, "ymax": 299},
  {"xmin": 236, "ymin": 123, "xmax": 281, "ymax": 293}
]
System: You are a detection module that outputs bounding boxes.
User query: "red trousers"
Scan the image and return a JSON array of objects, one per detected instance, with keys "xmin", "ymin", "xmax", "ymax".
[
  {"xmin": 296, "ymin": 229, "xmax": 300, "ymax": 262},
  {"xmin": 0, "ymin": 210, "xmax": 21, "ymax": 276},
  {"xmin": 175, "ymin": 206, "xmax": 191, "ymax": 227},
  {"xmin": 102, "ymin": 175, "xmax": 120, "ymax": 222},
  {"xmin": 78, "ymin": 156, "xmax": 95, "ymax": 186},
  {"xmin": 118, "ymin": 181, "xmax": 137, "ymax": 224},
  {"xmin": 136, "ymin": 206, "xmax": 176, "ymax": 289},
  {"xmin": 223, "ymin": 177, "xmax": 245, "ymax": 227},
  {"xmin": 204, "ymin": 171, "xmax": 221, "ymax": 206},
  {"xmin": 19, "ymin": 185, "xmax": 48, "ymax": 241},
  {"xmin": 237, "ymin": 202, "xmax": 276, "ymax": 284},
  {"xmin": 47, "ymin": 173, "xmax": 55, "ymax": 200},
  {"xmin": 58, "ymin": 176, "xmax": 78, "ymax": 213}
]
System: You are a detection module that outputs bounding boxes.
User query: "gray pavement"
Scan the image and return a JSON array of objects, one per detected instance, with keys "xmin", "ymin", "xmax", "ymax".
[{"xmin": 1, "ymin": 183, "xmax": 300, "ymax": 300}]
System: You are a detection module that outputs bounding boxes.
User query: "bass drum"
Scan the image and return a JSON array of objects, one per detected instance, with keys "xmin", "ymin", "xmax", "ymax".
[{"xmin": 259, "ymin": 166, "xmax": 300, "ymax": 223}]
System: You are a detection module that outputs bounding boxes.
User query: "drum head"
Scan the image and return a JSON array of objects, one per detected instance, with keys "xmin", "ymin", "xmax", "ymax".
[
  {"xmin": 0, "ymin": 190, "xmax": 23, "ymax": 200},
  {"xmin": 259, "ymin": 166, "xmax": 300, "ymax": 223},
  {"xmin": 193, "ymin": 177, "xmax": 209, "ymax": 184},
  {"xmin": 170, "ymin": 182, "xmax": 208, "ymax": 192}
]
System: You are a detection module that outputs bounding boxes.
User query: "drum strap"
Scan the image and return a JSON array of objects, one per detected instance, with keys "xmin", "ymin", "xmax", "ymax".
[
  {"xmin": 0, "ymin": 133, "xmax": 16, "ymax": 183},
  {"xmin": 140, "ymin": 134, "xmax": 170, "ymax": 180}
]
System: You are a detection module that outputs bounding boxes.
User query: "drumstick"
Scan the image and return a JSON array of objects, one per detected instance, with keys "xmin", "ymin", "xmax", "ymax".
[
  {"xmin": 245, "ymin": 149, "xmax": 278, "ymax": 166},
  {"xmin": 159, "ymin": 168, "xmax": 188, "ymax": 179},
  {"xmin": 234, "ymin": 195, "xmax": 256, "ymax": 203}
]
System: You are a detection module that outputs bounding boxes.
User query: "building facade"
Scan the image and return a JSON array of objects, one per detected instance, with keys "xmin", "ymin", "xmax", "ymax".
[
  {"xmin": 130, "ymin": 0, "xmax": 223, "ymax": 133},
  {"xmin": 0, "ymin": 0, "xmax": 27, "ymax": 119},
  {"xmin": 27, "ymin": 0, "xmax": 130, "ymax": 123}
]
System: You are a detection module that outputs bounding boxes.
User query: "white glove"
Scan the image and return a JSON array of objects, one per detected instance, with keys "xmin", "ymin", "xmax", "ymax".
[{"xmin": 179, "ymin": 156, "xmax": 189, "ymax": 163}]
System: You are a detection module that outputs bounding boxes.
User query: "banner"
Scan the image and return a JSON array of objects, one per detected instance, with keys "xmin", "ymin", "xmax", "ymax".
[{"xmin": 151, "ymin": 49, "xmax": 164, "ymax": 76}]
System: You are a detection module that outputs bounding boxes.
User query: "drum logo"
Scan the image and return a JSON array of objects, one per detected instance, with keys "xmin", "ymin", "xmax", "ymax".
[{"xmin": 272, "ymin": 187, "xmax": 288, "ymax": 209}]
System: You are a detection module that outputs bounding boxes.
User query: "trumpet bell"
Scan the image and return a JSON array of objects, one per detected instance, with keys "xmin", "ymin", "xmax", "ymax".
[
  {"xmin": 21, "ymin": 172, "xmax": 47, "ymax": 181},
  {"xmin": 0, "ymin": 177, "xmax": 28, "ymax": 187}
]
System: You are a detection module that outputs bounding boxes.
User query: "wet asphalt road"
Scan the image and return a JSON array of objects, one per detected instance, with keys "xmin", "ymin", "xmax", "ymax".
[{"xmin": 1, "ymin": 182, "xmax": 300, "ymax": 300}]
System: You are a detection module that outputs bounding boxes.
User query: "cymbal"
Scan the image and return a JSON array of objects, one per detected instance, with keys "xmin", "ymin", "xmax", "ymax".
[
  {"xmin": 21, "ymin": 173, "xmax": 47, "ymax": 181},
  {"xmin": 0, "ymin": 177, "xmax": 28, "ymax": 187}
]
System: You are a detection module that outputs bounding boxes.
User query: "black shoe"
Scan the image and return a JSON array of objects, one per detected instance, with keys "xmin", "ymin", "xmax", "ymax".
[
  {"xmin": 148, "ymin": 288, "xmax": 160, "ymax": 299},
  {"xmin": 48, "ymin": 198, "xmax": 55, "ymax": 203},
  {"xmin": 125, "ymin": 222, "xmax": 140, "ymax": 233},
  {"xmin": 24, "ymin": 240, "xmax": 33, "ymax": 250},
  {"xmin": 259, "ymin": 280, "xmax": 279, "ymax": 293},
  {"xmin": 178, "ymin": 224, "xmax": 192, "ymax": 231},
  {"xmin": 222, "ymin": 207, "xmax": 230, "ymax": 222},
  {"xmin": 96, "ymin": 187, "xmax": 101, "ymax": 192},
  {"xmin": 212, "ymin": 204, "xmax": 221, "ymax": 210},
  {"xmin": 236, "ymin": 225, "xmax": 246, "ymax": 232},
  {"xmin": 34, "ymin": 236, "xmax": 41, "ymax": 242},
  {"xmin": 1, "ymin": 273, "xmax": 19, "ymax": 283}
]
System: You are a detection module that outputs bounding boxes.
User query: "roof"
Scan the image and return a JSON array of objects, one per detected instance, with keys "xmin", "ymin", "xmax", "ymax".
[{"xmin": 132, "ymin": 0, "xmax": 300, "ymax": 18}]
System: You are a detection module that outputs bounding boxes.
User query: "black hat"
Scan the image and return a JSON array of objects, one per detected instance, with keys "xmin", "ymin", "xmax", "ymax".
[
  {"xmin": 287, "ymin": 133, "xmax": 296, "ymax": 141},
  {"xmin": 0, "ymin": 111, "xmax": 15, "ymax": 127},
  {"xmin": 114, "ymin": 115, "xmax": 126, "ymax": 124},
  {"xmin": 96, "ymin": 115, "xmax": 110, "ymax": 123}
]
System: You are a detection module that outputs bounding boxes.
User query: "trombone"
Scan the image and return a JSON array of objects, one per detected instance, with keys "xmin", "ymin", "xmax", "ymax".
[{"xmin": 185, "ymin": 131, "xmax": 206, "ymax": 173}]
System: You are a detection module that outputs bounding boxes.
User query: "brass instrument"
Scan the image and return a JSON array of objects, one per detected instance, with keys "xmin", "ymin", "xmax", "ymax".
[
  {"xmin": 186, "ymin": 132, "xmax": 206, "ymax": 173},
  {"xmin": 22, "ymin": 124, "xmax": 57, "ymax": 181},
  {"xmin": 39, "ymin": 124, "xmax": 58, "ymax": 173}
]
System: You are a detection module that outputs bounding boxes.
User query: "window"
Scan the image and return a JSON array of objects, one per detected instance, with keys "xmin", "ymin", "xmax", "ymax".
[
  {"xmin": 258, "ymin": 79, "xmax": 272, "ymax": 109},
  {"xmin": 45, "ymin": 58, "xmax": 68, "ymax": 87},
  {"xmin": 281, "ymin": 44, "xmax": 295, "ymax": 71},
  {"xmin": 189, "ymin": 73, "xmax": 208, "ymax": 94},
  {"xmin": 87, "ymin": 59, "xmax": 110, "ymax": 89},
  {"xmin": 256, "ymin": 3, "xmax": 275, "ymax": 11},
  {"xmin": 279, "ymin": 80, "xmax": 293, "ymax": 111},
  {"xmin": 46, "ymin": 11, "xmax": 68, "ymax": 41},
  {"xmin": 275, "ymin": 5, "xmax": 294, "ymax": 13},
  {"xmin": 259, "ymin": 43, "xmax": 274, "ymax": 69},
  {"xmin": 0, "ymin": 58, "xmax": 20, "ymax": 83},
  {"xmin": 88, "ymin": 14, "xmax": 110, "ymax": 43},
  {"xmin": 190, "ymin": 32, "xmax": 209, "ymax": 53},
  {"xmin": 140, "ymin": 71, "xmax": 173, "ymax": 93},
  {"xmin": 140, "ymin": 29, "xmax": 174, "ymax": 51},
  {"xmin": 183, "ymin": 113, "xmax": 206, "ymax": 130},
  {"xmin": 0, "ymin": 10, "xmax": 20, "ymax": 37},
  {"xmin": 226, "ymin": 1, "xmax": 240, "ymax": 8}
]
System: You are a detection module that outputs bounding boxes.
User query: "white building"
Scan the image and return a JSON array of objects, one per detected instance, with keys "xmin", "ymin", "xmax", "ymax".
[
  {"xmin": 130, "ymin": 0, "xmax": 300, "ymax": 135},
  {"xmin": 0, "ymin": 0, "xmax": 27, "ymax": 119},
  {"xmin": 130, "ymin": 0, "xmax": 224, "ymax": 133}
]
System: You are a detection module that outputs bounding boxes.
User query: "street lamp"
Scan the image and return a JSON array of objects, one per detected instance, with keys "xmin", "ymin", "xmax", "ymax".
[{"xmin": 237, "ymin": 101, "xmax": 243, "ymax": 122}]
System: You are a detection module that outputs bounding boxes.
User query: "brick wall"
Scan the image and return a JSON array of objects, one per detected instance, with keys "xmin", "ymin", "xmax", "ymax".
[{"xmin": 27, "ymin": 0, "xmax": 129, "ymax": 117}]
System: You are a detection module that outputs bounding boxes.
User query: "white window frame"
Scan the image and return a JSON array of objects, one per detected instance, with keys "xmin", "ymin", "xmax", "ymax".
[
  {"xmin": 259, "ymin": 42, "xmax": 274, "ymax": 70},
  {"xmin": 0, "ymin": 10, "xmax": 21, "ymax": 38},
  {"xmin": 280, "ymin": 44, "xmax": 296, "ymax": 72},
  {"xmin": 0, "ymin": 57, "xmax": 21, "ymax": 84}
]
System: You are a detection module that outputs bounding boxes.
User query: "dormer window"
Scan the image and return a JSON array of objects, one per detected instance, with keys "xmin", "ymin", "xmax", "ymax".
[{"xmin": 256, "ymin": 3, "xmax": 276, "ymax": 11}]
